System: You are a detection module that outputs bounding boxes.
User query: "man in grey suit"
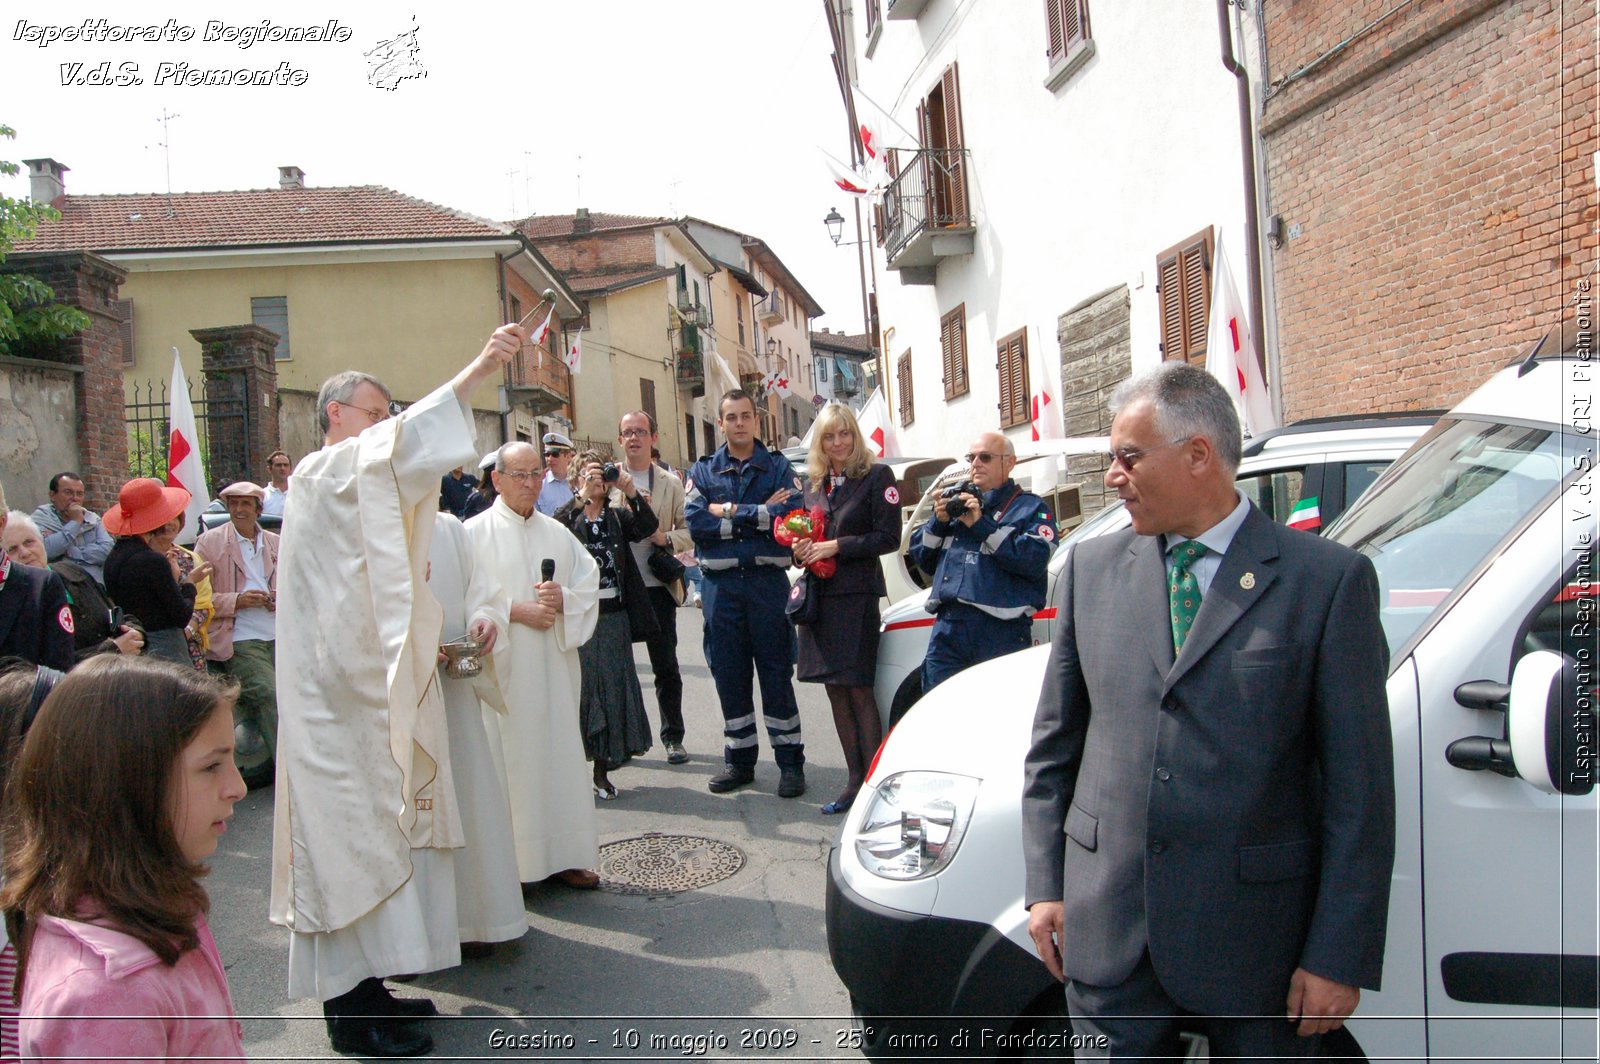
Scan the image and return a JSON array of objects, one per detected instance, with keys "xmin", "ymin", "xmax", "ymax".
[{"xmin": 1022, "ymin": 362, "xmax": 1394, "ymax": 1058}]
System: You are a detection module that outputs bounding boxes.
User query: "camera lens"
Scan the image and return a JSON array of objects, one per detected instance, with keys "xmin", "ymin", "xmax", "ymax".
[{"xmin": 602, "ymin": 463, "xmax": 620, "ymax": 482}]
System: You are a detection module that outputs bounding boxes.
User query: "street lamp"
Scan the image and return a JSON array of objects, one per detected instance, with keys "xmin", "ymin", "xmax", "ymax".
[{"xmin": 824, "ymin": 206, "xmax": 846, "ymax": 246}]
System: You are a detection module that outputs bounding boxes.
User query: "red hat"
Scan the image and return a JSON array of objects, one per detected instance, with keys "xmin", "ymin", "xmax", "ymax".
[{"xmin": 103, "ymin": 478, "xmax": 191, "ymax": 536}]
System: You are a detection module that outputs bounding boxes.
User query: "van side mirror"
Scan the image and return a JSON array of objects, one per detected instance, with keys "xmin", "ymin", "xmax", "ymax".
[
  {"xmin": 1507, "ymin": 650, "xmax": 1595, "ymax": 796},
  {"xmin": 1447, "ymin": 651, "xmax": 1595, "ymax": 795}
]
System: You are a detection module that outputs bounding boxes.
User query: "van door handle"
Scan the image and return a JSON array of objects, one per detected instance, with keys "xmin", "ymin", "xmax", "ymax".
[{"xmin": 1455, "ymin": 680, "xmax": 1510, "ymax": 711}]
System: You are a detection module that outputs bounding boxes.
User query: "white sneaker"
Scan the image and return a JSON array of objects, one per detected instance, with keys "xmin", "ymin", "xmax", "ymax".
[{"xmin": 692, "ymin": 592, "xmax": 702, "ymax": 608}]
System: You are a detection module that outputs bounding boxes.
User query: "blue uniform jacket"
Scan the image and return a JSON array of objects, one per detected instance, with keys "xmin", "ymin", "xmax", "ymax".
[
  {"xmin": 911, "ymin": 478, "xmax": 1055, "ymax": 619},
  {"xmin": 684, "ymin": 442, "xmax": 805, "ymax": 572}
]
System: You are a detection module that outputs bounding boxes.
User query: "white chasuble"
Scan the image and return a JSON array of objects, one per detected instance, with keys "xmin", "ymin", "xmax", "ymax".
[
  {"xmin": 465, "ymin": 500, "xmax": 600, "ymax": 882},
  {"xmin": 271, "ymin": 383, "xmax": 475, "ymax": 935}
]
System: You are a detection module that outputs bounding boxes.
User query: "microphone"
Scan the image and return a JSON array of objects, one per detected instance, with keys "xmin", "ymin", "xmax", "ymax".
[{"xmin": 540, "ymin": 559, "xmax": 556, "ymax": 584}]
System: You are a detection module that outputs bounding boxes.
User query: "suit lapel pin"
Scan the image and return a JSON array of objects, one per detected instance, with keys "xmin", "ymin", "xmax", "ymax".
[{"xmin": 1240, "ymin": 572, "xmax": 1256, "ymax": 590}]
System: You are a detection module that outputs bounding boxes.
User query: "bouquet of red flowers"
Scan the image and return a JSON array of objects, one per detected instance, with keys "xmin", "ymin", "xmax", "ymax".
[{"xmin": 772, "ymin": 506, "xmax": 837, "ymax": 578}]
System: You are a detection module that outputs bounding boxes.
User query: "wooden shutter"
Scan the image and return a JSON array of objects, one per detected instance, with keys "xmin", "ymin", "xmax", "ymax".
[
  {"xmin": 1047, "ymin": 1, "xmax": 1089, "ymax": 64},
  {"xmin": 115, "ymin": 299, "xmax": 135, "ymax": 367},
  {"xmin": 941, "ymin": 63, "xmax": 967, "ymax": 225},
  {"xmin": 1156, "ymin": 229, "xmax": 1213, "ymax": 364},
  {"xmin": 897, "ymin": 351, "xmax": 915, "ymax": 427},
  {"xmin": 940, "ymin": 304, "xmax": 969, "ymax": 399},
  {"xmin": 640, "ymin": 378, "xmax": 657, "ymax": 426},
  {"xmin": 997, "ymin": 329, "xmax": 1030, "ymax": 429}
]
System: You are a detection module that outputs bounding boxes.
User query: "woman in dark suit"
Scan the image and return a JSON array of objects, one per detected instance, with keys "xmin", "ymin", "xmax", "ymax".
[{"xmin": 792, "ymin": 404, "xmax": 902, "ymax": 815}]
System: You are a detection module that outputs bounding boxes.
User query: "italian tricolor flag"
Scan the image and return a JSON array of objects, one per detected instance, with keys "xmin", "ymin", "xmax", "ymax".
[{"xmin": 1288, "ymin": 496, "xmax": 1322, "ymax": 531}]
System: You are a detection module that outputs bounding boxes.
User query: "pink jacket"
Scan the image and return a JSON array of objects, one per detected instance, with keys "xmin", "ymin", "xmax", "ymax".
[
  {"xmin": 19, "ymin": 913, "xmax": 244, "ymax": 1062},
  {"xmin": 194, "ymin": 523, "xmax": 279, "ymax": 661}
]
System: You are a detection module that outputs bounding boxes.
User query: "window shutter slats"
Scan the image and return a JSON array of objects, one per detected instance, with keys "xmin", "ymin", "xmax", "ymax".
[
  {"xmin": 997, "ymin": 330, "xmax": 1030, "ymax": 429},
  {"xmin": 942, "ymin": 62, "xmax": 967, "ymax": 224},
  {"xmin": 1046, "ymin": 0, "xmax": 1066, "ymax": 62},
  {"xmin": 1158, "ymin": 253, "xmax": 1184, "ymax": 360},
  {"xmin": 1155, "ymin": 227, "xmax": 1214, "ymax": 364},
  {"xmin": 1180, "ymin": 237, "xmax": 1211, "ymax": 365}
]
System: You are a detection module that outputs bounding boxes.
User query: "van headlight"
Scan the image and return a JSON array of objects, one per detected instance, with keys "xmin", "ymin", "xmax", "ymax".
[{"xmin": 853, "ymin": 772, "xmax": 980, "ymax": 880}]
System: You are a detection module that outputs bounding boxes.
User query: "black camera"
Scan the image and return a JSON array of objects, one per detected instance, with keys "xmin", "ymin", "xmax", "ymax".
[
  {"xmin": 601, "ymin": 463, "xmax": 620, "ymax": 483},
  {"xmin": 939, "ymin": 480, "xmax": 981, "ymax": 513}
]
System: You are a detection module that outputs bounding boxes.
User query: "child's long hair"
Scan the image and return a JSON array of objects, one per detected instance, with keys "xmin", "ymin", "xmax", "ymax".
[{"xmin": 0, "ymin": 656, "xmax": 238, "ymax": 992}]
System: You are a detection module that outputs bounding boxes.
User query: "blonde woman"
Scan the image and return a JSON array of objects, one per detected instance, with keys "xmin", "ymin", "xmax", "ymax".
[{"xmin": 791, "ymin": 404, "xmax": 902, "ymax": 815}]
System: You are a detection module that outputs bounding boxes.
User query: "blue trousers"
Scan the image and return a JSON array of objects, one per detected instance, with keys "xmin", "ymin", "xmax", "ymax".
[
  {"xmin": 701, "ymin": 567, "xmax": 805, "ymax": 768},
  {"xmin": 921, "ymin": 604, "xmax": 1032, "ymax": 694}
]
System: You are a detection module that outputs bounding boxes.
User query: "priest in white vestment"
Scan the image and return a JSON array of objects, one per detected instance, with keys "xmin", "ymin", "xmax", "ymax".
[
  {"xmin": 272, "ymin": 324, "xmax": 521, "ymax": 1059},
  {"xmin": 465, "ymin": 441, "xmax": 603, "ymax": 887},
  {"xmin": 427, "ymin": 513, "xmax": 527, "ymax": 946}
]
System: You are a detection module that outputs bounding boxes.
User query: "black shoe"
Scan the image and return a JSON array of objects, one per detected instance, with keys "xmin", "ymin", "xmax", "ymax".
[
  {"xmin": 708, "ymin": 766, "xmax": 755, "ymax": 793},
  {"xmin": 374, "ymin": 985, "xmax": 438, "ymax": 1019},
  {"xmin": 778, "ymin": 765, "xmax": 807, "ymax": 798},
  {"xmin": 327, "ymin": 1016, "xmax": 435, "ymax": 1057}
]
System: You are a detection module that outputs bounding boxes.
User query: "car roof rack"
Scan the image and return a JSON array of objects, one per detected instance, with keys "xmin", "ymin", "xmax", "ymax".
[{"xmin": 1241, "ymin": 410, "xmax": 1442, "ymax": 456}]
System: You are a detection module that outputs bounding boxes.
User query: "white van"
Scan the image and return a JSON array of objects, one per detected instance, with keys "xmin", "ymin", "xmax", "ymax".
[{"xmin": 827, "ymin": 347, "xmax": 1598, "ymax": 1061}]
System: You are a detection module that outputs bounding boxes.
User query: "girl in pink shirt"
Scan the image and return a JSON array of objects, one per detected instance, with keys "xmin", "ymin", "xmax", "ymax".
[{"xmin": 1, "ymin": 656, "xmax": 248, "ymax": 1062}]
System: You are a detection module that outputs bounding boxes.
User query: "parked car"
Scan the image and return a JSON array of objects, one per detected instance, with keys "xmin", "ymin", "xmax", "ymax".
[
  {"xmin": 828, "ymin": 351, "xmax": 1596, "ymax": 1061},
  {"xmin": 873, "ymin": 414, "xmax": 1437, "ymax": 726},
  {"xmin": 198, "ymin": 498, "xmax": 284, "ymax": 534}
]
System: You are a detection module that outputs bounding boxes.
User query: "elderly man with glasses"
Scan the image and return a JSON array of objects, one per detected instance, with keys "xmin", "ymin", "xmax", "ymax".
[{"xmin": 909, "ymin": 430, "xmax": 1055, "ymax": 693}]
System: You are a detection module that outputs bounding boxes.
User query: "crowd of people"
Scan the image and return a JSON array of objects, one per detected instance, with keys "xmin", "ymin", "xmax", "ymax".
[{"xmin": 0, "ymin": 317, "xmax": 1083, "ymax": 1058}]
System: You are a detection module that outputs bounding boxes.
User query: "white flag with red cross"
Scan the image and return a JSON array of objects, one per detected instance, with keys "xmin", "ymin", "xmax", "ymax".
[
  {"xmin": 1206, "ymin": 233, "xmax": 1277, "ymax": 436},
  {"xmin": 1028, "ymin": 325, "xmax": 1064, "ymax": 442},
  {"xmin": 563, "ymin": 328, "xmax": 582, "ymax": 374},
  {"xmin": 856, "ymin": 387, "xmax": 899, "ymax": 459},
  {"xmin": 166, "ymin": 347, "xmax": 209, "ymax": 545},
  {"xmin": 762, "ymin": 370, "xmax": 793, "ymax": 399}
]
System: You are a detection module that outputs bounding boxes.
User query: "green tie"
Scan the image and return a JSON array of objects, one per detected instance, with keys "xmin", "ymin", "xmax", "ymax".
[{"xmin": 1169, "ymin": 539, "xmax": 1209, "ymax": 653}]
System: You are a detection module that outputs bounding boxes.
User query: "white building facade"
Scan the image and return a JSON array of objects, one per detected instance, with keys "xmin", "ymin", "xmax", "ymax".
[{"xmin": 844, "ymin": 0, "xmax": 1261, "ymax": 509}]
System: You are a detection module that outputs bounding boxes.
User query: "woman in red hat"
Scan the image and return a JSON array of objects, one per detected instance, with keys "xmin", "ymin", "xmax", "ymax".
[{"xmin": 103, "ymin": 480, "xmax": 213, "ymax": 666}]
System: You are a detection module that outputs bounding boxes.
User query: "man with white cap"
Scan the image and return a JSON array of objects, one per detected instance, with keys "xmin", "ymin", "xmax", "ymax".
[
  {"xmin": 195, "ymin": 481, "xmax": 280, "ymax": 787},
  {"xmin": 536, "ymin": 431, "xmax": 576, "ymax": 516}
]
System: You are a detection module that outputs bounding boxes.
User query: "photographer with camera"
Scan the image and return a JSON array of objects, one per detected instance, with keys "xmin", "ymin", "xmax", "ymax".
[{"xmin": 910, "ymin": 431, "xmax": 1055, "ymax": 693}]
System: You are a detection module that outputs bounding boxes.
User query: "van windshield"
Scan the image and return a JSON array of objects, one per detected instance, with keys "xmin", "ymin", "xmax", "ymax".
[{"xmin": 1329, "ymin": 417, "xmax": 1571, "ymax": 655}]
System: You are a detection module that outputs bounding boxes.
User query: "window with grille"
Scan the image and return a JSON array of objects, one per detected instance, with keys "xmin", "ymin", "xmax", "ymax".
[
  {"xmin": 897, "ymin": 350, "xmax": 915, "ymax": 427},
  {"xmin": 1156, "ymin": 228, "xmax": 1213, "ymax": 365},
  {"xmin": 250, "ymin": 296, "xmax": 291, "ymax": 362},
  {"xmin": 997, "ymin": 329, "xmax": 1030, "ymax": 429},
  {"xmin": 940, "ymin": 303, "xmax": 969, "ymax": 399}
]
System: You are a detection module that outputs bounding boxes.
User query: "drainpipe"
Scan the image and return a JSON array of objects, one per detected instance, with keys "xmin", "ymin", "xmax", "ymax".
[{"xmin": 1218, "ymin": 0, "xmax": 1269, "ymax": 387}]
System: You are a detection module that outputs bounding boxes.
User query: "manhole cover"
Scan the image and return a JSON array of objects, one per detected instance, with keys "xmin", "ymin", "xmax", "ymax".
[{"xmin": 597, "ymin": 833, "xmax": 745, "ymax": 896}]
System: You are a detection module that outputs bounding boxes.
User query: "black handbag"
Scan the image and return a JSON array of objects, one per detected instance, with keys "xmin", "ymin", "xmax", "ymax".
[
  {"xmin": 785, "ymin": 570, "xmax": 821, "ymax": 626},
  {"xmin": 647, "ymin": 546, "xmax": 686, "ymax": 585}
]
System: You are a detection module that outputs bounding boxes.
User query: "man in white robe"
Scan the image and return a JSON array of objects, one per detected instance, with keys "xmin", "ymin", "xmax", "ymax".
[
  {"xmin": 427, "ymin": 513, "xmax": 527, "ymax": 948},
  {"xmin": 465, "ymin": 441, "xmax": 603, "ymax": 888},
  {"xmin": 272, "ymin": 324, "xmax": 521, "ymax": 1058}
]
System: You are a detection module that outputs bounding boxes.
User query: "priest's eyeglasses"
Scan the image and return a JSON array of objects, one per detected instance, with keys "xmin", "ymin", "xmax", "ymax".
[
  {"xmin": 498, "ymin": 468, "xmax": 543, "ymax": 481},
  {"xmin": 335, "ymin": 400, "xmax": 397, "ymax": 425}
]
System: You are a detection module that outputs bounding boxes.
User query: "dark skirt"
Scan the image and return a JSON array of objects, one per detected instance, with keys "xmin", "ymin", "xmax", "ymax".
[
  {"xmin": 577, "ymin": 608, "xmax": 653, "ymax": 767},
  {"xmin": 797, "ymin": 590, "xmax": 881, "ymax": 687}
]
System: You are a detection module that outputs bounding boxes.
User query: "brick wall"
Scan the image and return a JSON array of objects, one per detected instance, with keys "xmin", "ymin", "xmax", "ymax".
[
  {"xmin": 1262, "ymin": 0, "xmax": 1597, "ymax": 417},
  {"xmin": 1, "ymin": 251, "xmax": 129, "ymax": 508},
  {"xmin": 531, "ymin": 230, "xmax": 658, "ymax": 280},
  {"xmin": 192, "ymin": 324, "xmax": 280, "ymax": 489}
]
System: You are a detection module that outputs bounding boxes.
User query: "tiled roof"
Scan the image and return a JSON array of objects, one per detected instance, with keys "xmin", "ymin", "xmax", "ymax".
[
  {"xmin": 810, "ymin": 330, "xmax": 874, "ymax": 357},
  {"xmin": 515, "ymin": 212, "xmax": 669, "ymax": 239},
  {"xmin": 14, "ymin": 185, "xmax": 512, "ymax": 252},
  {"xmin": 563, "ymin": 266, "xmax": 675, "ymax": 295}
]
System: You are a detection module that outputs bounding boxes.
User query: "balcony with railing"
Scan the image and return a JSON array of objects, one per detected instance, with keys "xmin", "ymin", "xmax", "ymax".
[
  {"xmin": 676, "ymin": 323, "xmax": 705, "ymax": 397},
  {"xmin": 506, "ymin": 339, "xmax": 571, "ymax": 417},
  {"xmin": 881, "ymin": 147, "xmax": 975, "ymax": 284},
  {"xmin": 756, "ymin": 292, "xmax": 784, "ymax": 325}
]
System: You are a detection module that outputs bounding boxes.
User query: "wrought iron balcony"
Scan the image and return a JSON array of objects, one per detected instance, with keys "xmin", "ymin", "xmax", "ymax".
[
  {"xmin": 677, "ymin": 351, "xmax": 705, "ymax": 396},
  {"xmin": 881, "ymin": 147, "xmax": 976, "ymax": 283}
]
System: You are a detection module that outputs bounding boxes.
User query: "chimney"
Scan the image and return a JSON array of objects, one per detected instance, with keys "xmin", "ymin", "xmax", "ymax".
[
  {"xmin": 22, "ymin": 159, "xmax": 68, "ymax": 207},
  {"xmin": 277, "ymin": 166, "xmax": 305, "ymax": 190},
  {"xmin": 572, "ymin": 207, "xmax": 592, "ymax": 233}
]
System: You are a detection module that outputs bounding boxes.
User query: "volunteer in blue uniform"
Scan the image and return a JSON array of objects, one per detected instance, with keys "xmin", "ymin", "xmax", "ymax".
[
  {"xmin": 684, "ymin": 390, "xmax": 809, "ymax": 798},
  {"xmin": 910, "ymin": 430, "xmax": 1055, "ymax": 692}
]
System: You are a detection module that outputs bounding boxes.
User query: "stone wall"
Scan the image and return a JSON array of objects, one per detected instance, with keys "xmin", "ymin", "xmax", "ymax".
[
  {"xmin": 0, "ymin": 357, "xmax": 80, "ymax": 512},
  {"xmin": 1058, "ymin": 285, "xmax": 1130, "ymax": 517}
]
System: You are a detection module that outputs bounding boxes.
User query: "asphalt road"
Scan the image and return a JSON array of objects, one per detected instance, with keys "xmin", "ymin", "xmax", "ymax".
[{"xmin": 210, "ymin": 605, "xmax": 865, "ymax": 1062}]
